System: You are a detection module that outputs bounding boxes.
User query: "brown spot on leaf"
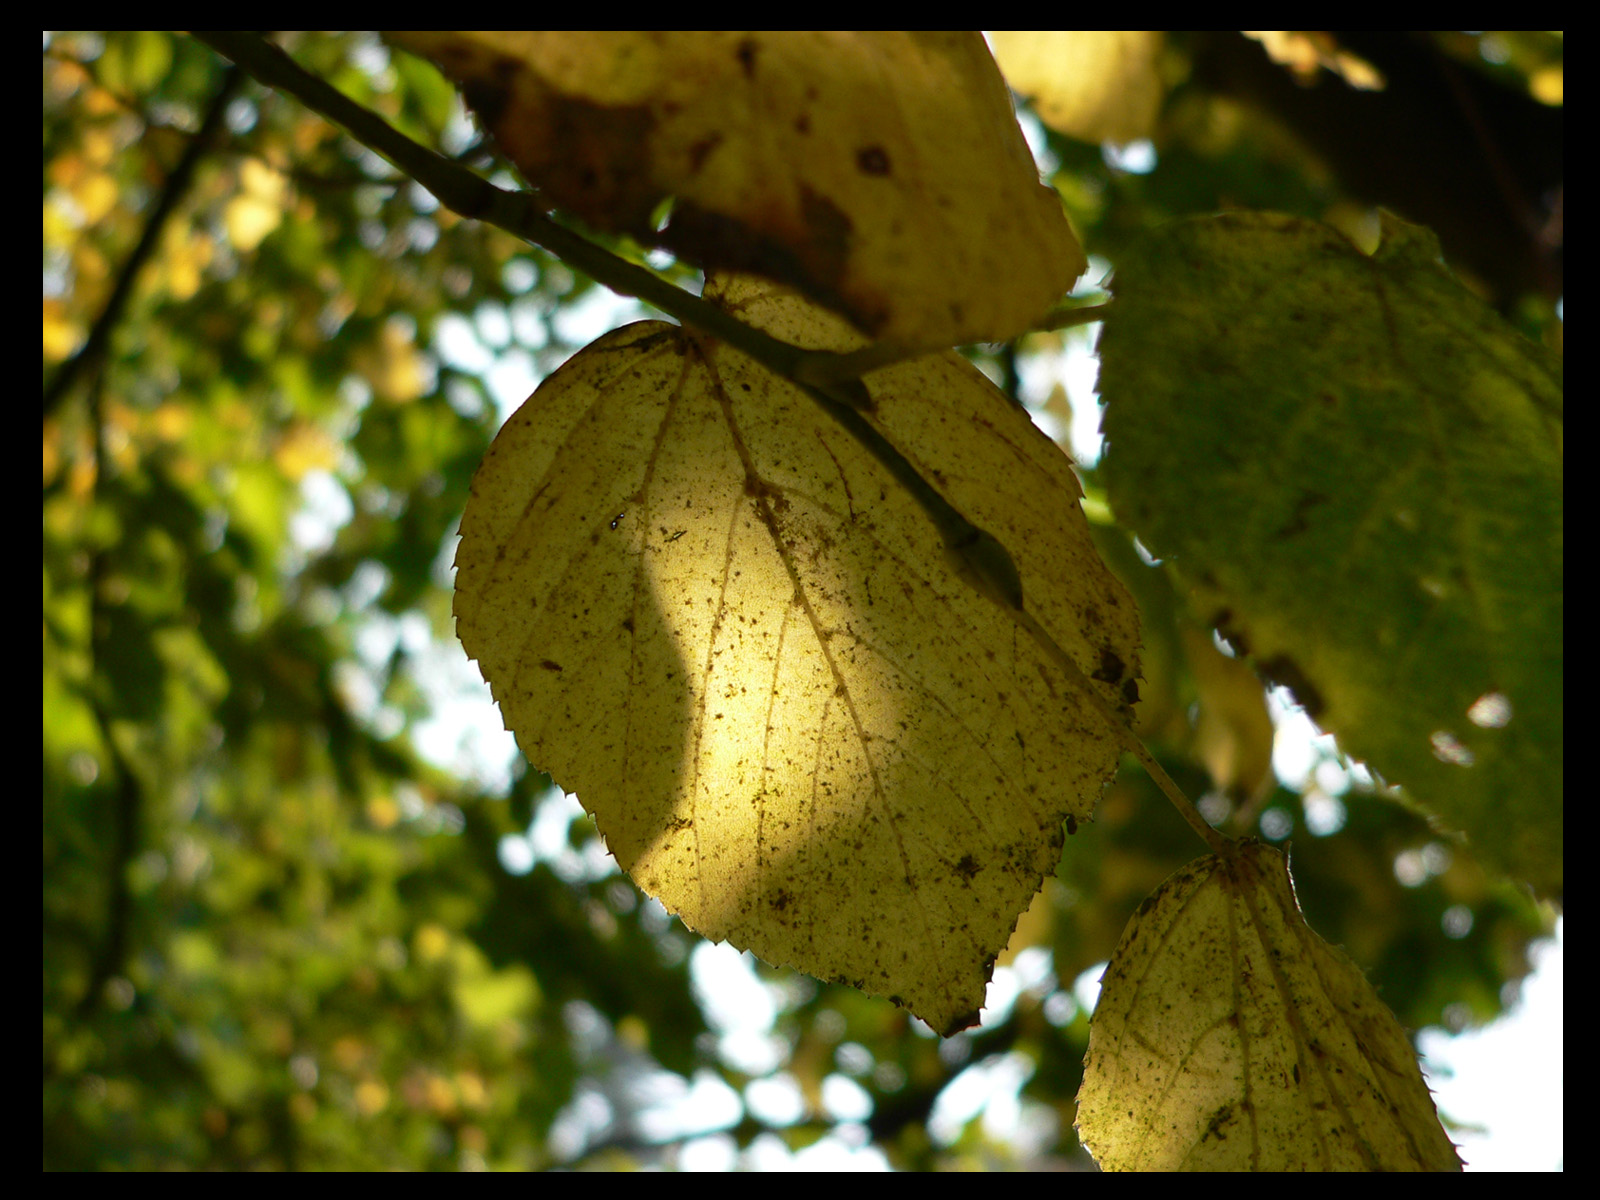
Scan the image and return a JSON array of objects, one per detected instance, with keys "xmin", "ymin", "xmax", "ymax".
[
  {"xmin": 686, "ymin": 133, "xmax": 724, "ymax": 173},
  {"xmin": 797, "ymin": 186, "xmax": 855, "ymax": 285},
  {"xmin": 662, "ymin": 194, "xmax": 868, "ymax": 331},
  {"xmin": 1202, "ymin": 1103, "xmax": 1236, "ymax": 1143},
  {"xmin": 539, "ymin": 660, "xmax": 563, "ymax": 672},
  {"xmin": 856, "ymin": 145, "xmax": 891, "ymax": 176},
  {"xmin": 735, "ymin": 38, "xmax": 759, "ymax": 78},
  {"xmin": 1092, "ymin": 647, "xmax": 1126, "ymax": 685},
  {"xmin": 484, "ymin": 89, "xmax": 661, "ymax": 232},
  {"xmin": 1276, "ymin": 490, "xmax": 1329, "ymax": 540}
]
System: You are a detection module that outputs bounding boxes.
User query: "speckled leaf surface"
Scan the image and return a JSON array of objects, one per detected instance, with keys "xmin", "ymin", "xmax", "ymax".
[
  {"xmin": 390, "ymin": 31, "xmax": 1084, "ymax": 357},
  {"xmin": 1077, "ymin": 841, "xmax": 1462, "ymax": 1171},
  {"xmin": 454, "ymin": 276, "xmax": 1138, "ymax": 1034},
  {"xmin": 1099, "ymin": 213, "xmax": 1562, "ymax": 895}
]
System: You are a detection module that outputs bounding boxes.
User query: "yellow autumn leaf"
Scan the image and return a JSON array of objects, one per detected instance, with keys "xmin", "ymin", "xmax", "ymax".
[
  {"xmin": 225, "ymin": 159, "xmax": 288, "ymax": 253},
  {"xmin": 354, "ymin": 316, "xmax": 429, "ymax": 404},
  {"xmin": 273, "ymin": 421, "xmax": 342, "ymax": 481},
  {"xmin": 71, "ymin": 169, "xmax": 120, "ymax": 225},
  {"xmin": 453, "ymin": 275, "xmax": 1137, "ymax": 1035},
  {"xmin": 42, "ymin": 298, "xmax": 84, "ymax": 363},
  {"xmin": 390, "ymin": 31, "xmax": 1085, "ymax": 357},
  {"xmin": 1243, "ymin": 32, "xmax": 1386, "ymax": 91},
  {"xmin": 158, "ymin": 222, "xmax": 215, "ymax": 303},
  {"xmin": 988, "ymin": 31, "xmax": 1165, "ymax": 146},
  {"xmin": 1181, "ymin": 625, "xmax": 1274, "ymax": 805},
  {"xmin": 1076, "ymin": 841, "xmax": 1461, "ymax": 1171}
]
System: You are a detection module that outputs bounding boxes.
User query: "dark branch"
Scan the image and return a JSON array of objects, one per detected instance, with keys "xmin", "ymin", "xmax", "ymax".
[
  {"xmin": 188, "ymin": 31, "xmax": 866, "ymax": 400},
  {"xmin": 188, "ymin": 31, "xmax": 1032, "ymax": 612},
  {"xmin": 44, "ymin": 63, "xmax": 246, "ymax": 420}
]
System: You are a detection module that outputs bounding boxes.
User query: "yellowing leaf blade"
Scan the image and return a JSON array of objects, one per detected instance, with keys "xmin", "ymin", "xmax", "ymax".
[
  {"xmin": 454, "ymin": 278, "xmax": 1136, "ymax": 1034},
  {"xmin": 391, "ymin": 31, "xmax": 1085, "ymax": 356},
  {"xmin": 1077, "ymin": 841, "xmax": 1462, "ymax": 1171},
  {"xmin": 989, "ymin": 31, "xmax": 1165, "ymax": 146}
]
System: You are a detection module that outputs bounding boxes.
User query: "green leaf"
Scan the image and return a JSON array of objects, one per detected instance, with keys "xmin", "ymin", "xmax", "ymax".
[
  {"xmin": 1076, "ymin": 841, "xmax": 1462, "ymax": 1172},
  {"xmin": 453, "ymin": 275, "xmax": 1138, "ymax": 1035},
  {"xmin": 1099, "ymin": 212, "xmax": 1563, "ymax": 895}
]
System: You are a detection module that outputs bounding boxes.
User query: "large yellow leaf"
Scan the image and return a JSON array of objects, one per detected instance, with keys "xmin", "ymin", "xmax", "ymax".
[
  {"xmin": 454, "ymin": 276, "xmax": 1136, "ymax": 1035},
  {"xmin": 1076, "ymin": 841, "xmax": 1461, "ymax": 1171},
  {"xmin": 390, "ymin": 31, "xmax": 1085, "ymax": 357}
]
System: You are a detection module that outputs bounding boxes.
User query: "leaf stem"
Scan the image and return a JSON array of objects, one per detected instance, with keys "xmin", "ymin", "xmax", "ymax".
[
  {"xmin": 1038, "ymin": 301, "xmax": 1111, "ymax": 331},
  {"xmin": 1011, "ymin": 608, "xmax": 1231, "ymax": 856}
]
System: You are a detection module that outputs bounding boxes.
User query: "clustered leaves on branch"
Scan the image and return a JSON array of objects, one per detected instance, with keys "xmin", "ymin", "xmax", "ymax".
[{"xmin": 189, "ymin": 30, "xmax": 1561, "ymax": 1171}]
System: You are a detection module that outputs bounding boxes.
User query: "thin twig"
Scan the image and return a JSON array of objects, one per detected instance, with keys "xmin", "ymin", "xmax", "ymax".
[{"xmin": 1038, "ymin": 301, "xmax": 1111, "ymax": 331}]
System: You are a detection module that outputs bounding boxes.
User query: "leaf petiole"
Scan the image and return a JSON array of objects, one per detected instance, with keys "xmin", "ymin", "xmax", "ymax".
[{"xmin": 1011, "ymin": 607, "xmax": 1232, "ymax": 856}]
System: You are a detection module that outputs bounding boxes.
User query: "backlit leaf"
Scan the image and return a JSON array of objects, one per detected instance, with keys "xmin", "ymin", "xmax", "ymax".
[
  {"xmin": 390, "ymin": 31, "xmax": 1085, "ymax": 357},
  {"xmin": 989, "ymin": 31, "xmax": 1165, "ymax": 146},
  {"xmin": 1099, "ymin": 213, "xmax": 1563, "ymax": 895},
  {"xmin": 453, "ymin": 275, "xmax": 1137, "ymax": 1034},
  {"xmin": 1076, "ymin": 840, "xmax": 1462, "ymax": 1171},
  {"xmin": 1183, "ymin": 625, "xmax": 1275, "ymax": 804}
]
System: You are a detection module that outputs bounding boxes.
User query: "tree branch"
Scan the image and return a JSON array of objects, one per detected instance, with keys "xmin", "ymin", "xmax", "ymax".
[
  {"xmin": 189, "ymin": 31, "xmax": 874, "ymax": 409},
  {"xmin": 44, "ymin": 62, "xmax": 245, "ymax": 420},
  {"xmin": 189, "ymin": 32, "xmax": 1027, "ymax": 623}
]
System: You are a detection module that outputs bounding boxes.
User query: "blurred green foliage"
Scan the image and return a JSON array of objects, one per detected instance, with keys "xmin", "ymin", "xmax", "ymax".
[{"xmin": 44, "ymin": 31, "xmax": 1558, "ymax": 1170}]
